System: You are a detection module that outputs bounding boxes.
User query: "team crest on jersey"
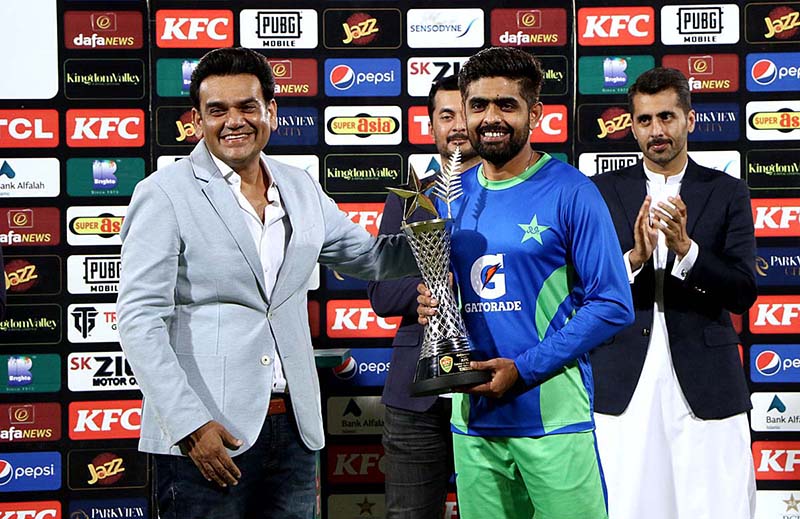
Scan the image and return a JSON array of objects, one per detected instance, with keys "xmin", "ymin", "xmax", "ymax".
[{"xmin": 518, "ymin": 214, "xmax": 550, "ymax": 245}]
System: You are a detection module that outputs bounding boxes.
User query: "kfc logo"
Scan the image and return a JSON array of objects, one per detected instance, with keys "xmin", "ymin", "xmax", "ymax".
[
  {"xmin": 0, "ymin": 111, "xmax": 59, "ymax": 148},
  {"xmin": 750, "ymin": 296, "xmax": 800, "ymax": 334},
  {"xmin": 337, "ymin": 203, "xmax": 383, "ymax": 236},
  {"xmin": 327, "ymin": 444, "xmax": 386, "ymax": 484},
  {"xmin": 752, "ymin": 199, "xmax": 800, "ymax": 237},
  {"xmin": 0, "ymin": 501, "xmax": 61, "ymax": 519},
  {"xmin": 754, "ymin": 441, "xmax": 800, "ymax": 480},
  {"xmin": 156, "ymin": 10, "xmax": 233, "ymax": 48},
  {"xmin": 66, "ymin": 109, "xmax": 144, "ymax": 147},
  {"xmin": 69, "ymin": 400, "xmax": 141, "ymax": 440},
  {"xmin": 327, "ymin": 300, "xmax": 401, "ymax": 338},
  {"xmin": 578, "ymin": 7, "xmax": 655, "ymax": 45},
  {"xmin": 531, "ymin": 105, "xmax": 568, "ymax": 143}
]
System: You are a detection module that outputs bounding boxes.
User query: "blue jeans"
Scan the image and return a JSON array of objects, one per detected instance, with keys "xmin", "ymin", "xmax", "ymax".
[
  {"xmin": 382, "ymin": 399, "xmax": 453, "ymax": 519},
  {"xmin": 153, "ymin": 412, "xmax": 317, "ymax": 519}
]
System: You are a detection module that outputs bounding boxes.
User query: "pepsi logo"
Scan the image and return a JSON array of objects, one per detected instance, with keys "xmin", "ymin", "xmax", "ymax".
[
  {"xmin": 0, "ymin": 460, "xmax": 13, "ymax": 486},
  {"xmin": 752, "ymin": 59, "xmax": 778, "ymax": 86},
  {"xmin": 333, "ymin": 356, "xmax": 357, "ymax": 380},
  {"xmin": 756, "ymin": 350, "xmax": 782, "ymax": 377},
  {"xmin": 330, "ymin": 65, "xmax": 356, "ymax": 91}
]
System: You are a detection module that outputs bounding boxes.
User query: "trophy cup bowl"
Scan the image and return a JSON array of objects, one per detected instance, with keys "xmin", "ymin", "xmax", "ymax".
[{"xmin": 403, "ymin": 218, "xmax": 491, "ymax": 397}]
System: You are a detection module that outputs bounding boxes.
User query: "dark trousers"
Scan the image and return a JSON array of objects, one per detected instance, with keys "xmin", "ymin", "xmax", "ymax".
[
  {"xmin": 382, "ymin": 399, "xmax": 453, "ymax": 519},
  {"xmin": 153, "ymin": 411, "xmax": 317, "ymax": 519}
]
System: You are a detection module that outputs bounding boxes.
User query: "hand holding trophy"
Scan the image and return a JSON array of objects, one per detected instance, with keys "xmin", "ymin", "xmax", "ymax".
[{"xmin": 388, "ymin": 148, "xmax": 491, "ymax": 396}]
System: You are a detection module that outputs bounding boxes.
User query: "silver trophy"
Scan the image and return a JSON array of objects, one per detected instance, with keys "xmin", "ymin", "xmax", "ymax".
[{"xmin": 389, "ymin": 148, "xmax": 490, "ymax": 396}]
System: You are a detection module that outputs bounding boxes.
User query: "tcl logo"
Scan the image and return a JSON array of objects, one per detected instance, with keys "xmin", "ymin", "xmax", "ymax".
[
  {"xmin": 753, "ymin": 441, "xmax": 800, "ymax": 480},
  {"xmin": 531, "ymin": 105, "xmax": 568, "ymax": 143},
  {"xmin": 337, "ymin": 203, "xmax": 384, "ymax": 236},
  {"xmin": 66, "ymin": 109, "xmax": 145, "ymax": 147},
  {"xmin": 156, "ymin": 10, "xmax": 233, "ymax": 48},
  {"xmin": 68, "ymin": 400, "xmax": 142, "ymax": 440},
  {"xmin": 752, "ymin": 199, "xmax": 800, "ymax": 237},
  {"xmin": 0, "ymin": 502, "xmax": 60, "ymax": 519},
  {"xmin": 0, "ymin": 110, "xmax": 59, "ymax": 148},
  {"xmin": 326, "ymin": 300, "xmax": 401, "ymax": 338},
  {"xmin": 327, "ymin": 444, "xmax": 385, "ymax": 484},
  {"xmin": 408, "ymin": 106, "xmax": 433, "ymax": 145},
  {"xmin": 578, "ymin": 7, "xmax": 655, "ymax": 46},
  {"xmin": 750, "ymin": 296, "xmax": 800, "ymax": 334}
]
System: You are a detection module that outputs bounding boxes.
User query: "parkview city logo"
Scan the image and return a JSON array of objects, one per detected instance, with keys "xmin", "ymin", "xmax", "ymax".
[
  {"xmin": 0, "ymin": 110, "xmax": 59, "ymax": 148},
  {"xmin": 745, "ymin": 3, "xmax": 800, "ymax": 44},
  {"xmin": 753, "ymin": 441, "xmax": 800, "ymax": 480},
  {"xmin": 0, "ymin": 501, "xmax": 61, "ymax": 518},
  {"xmin": 69, "ymin": 400, "xmax": 142, "ymax": 440},
  {"xmin": 661, "ymin": 54, "xmax": 739, "ymax": 93},
  {"xmin": 70, "ymin": 499, "xmax": 147, "ymax": 519},
  {"xmin": 756, "ymin": 247, "xmax": 800, "ymax": 286},
  {"xmin": 269, "ymin": 59, "xmax": 318, "ymax": 97},
  {"xmin": 325, "ymin": 106, "xmax": 401, "ymax": 146},
  {"xmin": 750, "ymin": 296, "xmax": 800, "ymax": 334},
  {"xmin": 690, "ymin": 103, "xmax": 739, "ymax": 142},
  {"xmin": 578, "ymin": 6, "xmax": 655, "ymax": 46},
  {"xmin": 0, "ymin": 403, "xmax": 61, "ymax": 443},
  {"xmin": 752, "ymin": 198, "xmax": 800, "ymax": 237},
  {"xmin": 660, "ymin": 4, "xmax": 740, "ymax": 45},
  {"xmin": 326, "ymin": 300, "xmax": 401, "ymax": 338},
  {"xmin": 66, "ymin": 109, "xmax": 145, "ymax": 147},
  {"xmin": 64, "ymin": 11, "xmax": 143, "ymax": 49},
  {"xmin": 490, "ymin": 8, "xmax": 567, "ymax": 47},
  {"xmin": 156, "ymin": 10, "xmax": 233, "ymax": 48},
  {"xmin": 240, "ymin": 10, "xmax": 318, "ymax": 49}
]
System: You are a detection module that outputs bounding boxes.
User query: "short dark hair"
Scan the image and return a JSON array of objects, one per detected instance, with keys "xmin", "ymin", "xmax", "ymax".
[
  {"xmin": 628, "ymin": 67, "xmax": 692, "ymax": 115},
  {"xmin": 427, "ymin": 75, "xmax": 460, "ymax": 119},
  {"xmin": 458, "ymin": 47, "xmax": 543, "ymax": 108},
  {"xmin": 189, "ymin": 47, "xmax": 275, "ymax": 110}
]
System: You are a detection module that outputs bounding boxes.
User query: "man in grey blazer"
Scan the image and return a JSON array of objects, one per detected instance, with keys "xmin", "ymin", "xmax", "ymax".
[{"xmin": 116, "ymin": 47, "xmax": 417, "ymax": 519}]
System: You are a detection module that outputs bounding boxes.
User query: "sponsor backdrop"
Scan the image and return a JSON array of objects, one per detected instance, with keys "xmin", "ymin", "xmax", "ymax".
[{"xmin": 0, "ymin": 0, "xmax": 798, "ymax": 517}]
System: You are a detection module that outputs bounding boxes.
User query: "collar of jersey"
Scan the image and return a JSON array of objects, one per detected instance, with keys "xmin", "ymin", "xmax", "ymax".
[{"xmin": 477, "ymin": 152, "xmax": 552, "ymax": 190}]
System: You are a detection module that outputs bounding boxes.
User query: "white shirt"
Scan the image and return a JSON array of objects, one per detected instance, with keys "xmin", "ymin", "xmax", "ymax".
[{"xmin": 211, "ymin": 154, "xmax": 289, "ymax": 393}]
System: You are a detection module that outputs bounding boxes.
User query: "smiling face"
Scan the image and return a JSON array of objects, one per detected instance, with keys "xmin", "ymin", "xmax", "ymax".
[
  {"xmin": 463, "ymin": 76, "xmax": 541, "ymax": 168},
  {"xmin": 430, "ymin": 89, "xmax": 477, "ymax": 164},
  {"xmin": 192, "ymin": 73, "xmax": 277, "ymax": 173},
  {"xmin": 630, "ymin": 88, "xmax": 695, "ymax": 173}
]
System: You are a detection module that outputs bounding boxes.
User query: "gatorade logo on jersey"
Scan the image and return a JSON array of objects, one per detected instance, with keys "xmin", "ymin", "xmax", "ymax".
[{"xmin": 464, "ymin": 254, "xmax": 523, "ymax": 314}]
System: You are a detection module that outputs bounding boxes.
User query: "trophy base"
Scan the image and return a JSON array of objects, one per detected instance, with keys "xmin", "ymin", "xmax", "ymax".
[{"xmin": 411, "ymin": 351, "xmax": 492, "ymax": 397}]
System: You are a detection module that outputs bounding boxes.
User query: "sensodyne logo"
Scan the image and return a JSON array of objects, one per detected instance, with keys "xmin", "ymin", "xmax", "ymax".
[
  {"xmin": 407, "ymin": 9, "xmax": 484, "ymax": 48},
  {"xmin": 660, "ymin": 4, "xmax": 740, "ymax": 45},
  {"xmin": 239, "ymin": 10, "xmax": 318, "ymax": 49}
]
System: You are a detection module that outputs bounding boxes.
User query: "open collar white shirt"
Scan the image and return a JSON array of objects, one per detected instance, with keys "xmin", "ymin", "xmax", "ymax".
[{"xmin": 211, "ymin": 153, "xmax": 289, "ymax": 394}]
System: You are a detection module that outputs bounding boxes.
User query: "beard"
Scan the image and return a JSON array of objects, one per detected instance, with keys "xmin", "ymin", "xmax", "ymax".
[{"xmin": 470, "ymin": 123, "xmax": 530, "ymax": 167}]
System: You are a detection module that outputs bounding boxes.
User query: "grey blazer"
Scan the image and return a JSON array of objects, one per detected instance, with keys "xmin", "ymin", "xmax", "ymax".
[{"xmin": 116, "ymin": 141, "xmax": 417, "ymax": 456}]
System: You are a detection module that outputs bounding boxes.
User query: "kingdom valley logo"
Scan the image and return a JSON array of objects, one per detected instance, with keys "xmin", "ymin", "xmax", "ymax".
[
  {"xmin": 64, "ymin": 11, "xmax": 143, "ymax": 49},
  {"xmin": 269, "ymin": 59, "xmax": 318, "ymax": 97},
  {"xmin": 0, "ymin": 110, "xmax": 59, "ymax": 148},
  {"xmin": 745, "ymin": 3, "xmax": 800, "ymax": 44},
  {"xmin": 324, "ymin": 9, "xmax": 402, "ymax": 50},
  {"xmin": 0, "ymin": 158, "xmax": 60, "ymax": 198},
  {"xmin": 337, "ymin": 203, "xmax": 384, "ymax": 236},
  {"xmin": 68, "ymin": 351, "xmax": 138, "ymax": 392},
  {"xmin": 156, "ymin": 10, "xmax": 234, "ymax": 48},
  {"xmin": 746, "ymin": 149, "xmax": 800, "ymax": 190},
  {"xmin": 0, "ymin": 403, "xmax": 61, "ymax": 443},
  {"xmin": 68, "ymin": 303, "xmax": 119, "ymax": 343},
  {"xmin": 578, "ymin": 6, "xmax": 655, "ymax": 46},
  {"xmin": 326, "ymin": 300, "xmax": 400, "ymax": 338},
  {"xmin": 66, "ymin": 206, "xmax": 126, "ymax": 246},
  {"xmin": 0, "ymin": 305, "xmax": 61, "ymax": 346},
  {"xmin": 66, "ymin": 109, "xmax": 145, "ymax": 147},
  {"xmin": 325, "ymin": 106, "xmax": 401, "ymax": 146},
  {"xmin": 64, "ymin": 59, "xmax": 144, "ymax": 100},
  {"xmin": 324, "ymin": 154, "xmax": 402, "ymax": 196},
  {"xmin": 69, "ymin": 400, "xmax": 141, "ymax": 440},
  {"xmin": 661, "ymin": 54, "xmax": 739, "ymax": 93},
  {"xmin": 66, "ymin": 158, "xmax": 144, "ymax": 197},
  {"xmin": 327, "ymin": 444, "xmax": 386, "ymax": 484},
  {"xmin": 578, "ymin": 55, "xmax": 655, "ymax": 95},
  {"xmin": 750, "ymin": 296, "xmax": 800, "ymax": 333},
  {"xmin": 67, "ymin": 448, "xmax": 148, "ymax": 490},
  {"xmin": 156, "ymin": 106, "xmax": 198, "ymax": 146},
  {"xmin": 67, "ymin": 254, "xmax": 121, "ymax": 294},
  {"xmin": 240, "ymin": 10, "xmax": 318, "ymax": 49},
  {"xmin": 406, "ymin": 9, "xmax": 484, "ymax": 49},
  {"xmin": 538, "ymin": 56, "xmax": 569, "ymax": 96},
  {"xmin": 660, "ymin": 4, "xmax": 740, "ymax": 45},
  {"xmin": 752, "ymin": 198, "xmax": 800, "ymax": 237},
  {"xmin": 4, "ymin": 256, "xmax": 62, "ymax": 297},
  {"xmin": 0, "ymin": 354, "xmax": 60, "ymax": 394},
  {"xmin": 490, "ymin": 8, "xmax": 567, "ymax": 47},
  {"xmin": 0, "ymin": 501, "xmax": 61, "ymax": 518}
]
